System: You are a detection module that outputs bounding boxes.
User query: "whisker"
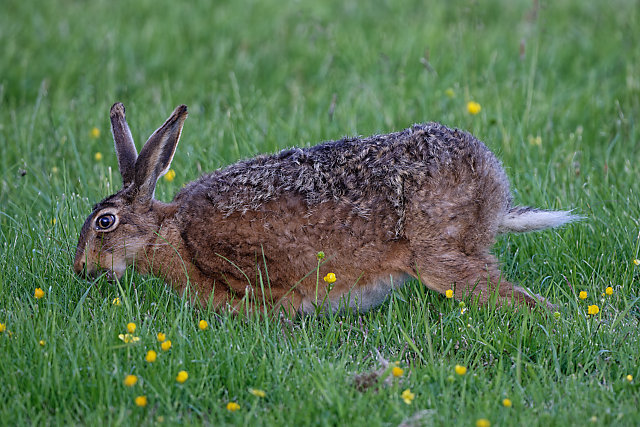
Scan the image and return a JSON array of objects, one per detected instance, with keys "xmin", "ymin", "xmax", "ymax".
[{"xmin": 101, "ymin": 241, "xmax": 171, "ymax": 253}]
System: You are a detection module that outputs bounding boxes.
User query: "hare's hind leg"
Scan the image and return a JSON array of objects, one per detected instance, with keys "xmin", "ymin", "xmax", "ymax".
[{"xmin": 412, "ymin": 252, "xmax": 544, "ymax": 308}]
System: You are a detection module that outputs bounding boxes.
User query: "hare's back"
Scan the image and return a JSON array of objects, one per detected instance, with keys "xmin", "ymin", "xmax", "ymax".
[{"xmin": 175, "ymin": 122, "xmax": 492, "ymax": 217}]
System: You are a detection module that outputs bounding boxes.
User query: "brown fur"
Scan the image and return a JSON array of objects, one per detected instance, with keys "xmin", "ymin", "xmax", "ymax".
[{"xmin": 74, "ymin": 103, "xmax": 578, "ymax": 314}]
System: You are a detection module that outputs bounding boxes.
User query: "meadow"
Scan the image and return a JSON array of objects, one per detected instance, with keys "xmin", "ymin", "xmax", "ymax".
[{"xmin": 1, "ymin": 0, "xmax": 639, "ymax": 425}]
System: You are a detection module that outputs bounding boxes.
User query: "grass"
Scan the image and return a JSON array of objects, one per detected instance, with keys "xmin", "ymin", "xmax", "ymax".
[{"xmin": 1, "ymin": 0, "xmax": 640, "ymax": 424}]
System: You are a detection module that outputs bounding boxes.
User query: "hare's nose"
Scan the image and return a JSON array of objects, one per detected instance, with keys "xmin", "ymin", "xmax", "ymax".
[{"xmin": 74, "ymin": 258, "xmax": 86, "ymax": 277}]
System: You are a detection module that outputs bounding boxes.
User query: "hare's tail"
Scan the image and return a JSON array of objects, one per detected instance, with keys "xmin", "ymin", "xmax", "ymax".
[{"xmin": 498, "ymin": 206, "xmax": 581, "ymax": 233}]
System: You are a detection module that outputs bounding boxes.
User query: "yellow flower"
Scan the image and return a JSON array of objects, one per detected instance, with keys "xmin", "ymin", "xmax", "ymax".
[
  {"xmin": 118, "ymin": 333, "xmax": 140, "ymax": 343},
  {"xmin": 134, "ymin": 396, "xmax": 147, "ymax": 407},
  {"xmin": 467, "ymin": 101, "xmax": 482, "ymax": 115},
  {"xmin": 39, "ymin": 340, "xmax": 46, "ymax": 346},
  {"xmin": 634, "ymin": 259, "xmax": 640, "ymax": 266},
  {"xmin": 124, "ymin": 375, "xmax": 138, "ymax": 387},
  {"xmin": 176, "ymin": 370, "xmax": 188, "ymax": 383},
  {"xmin": 626, "ymin": 375, "xmax": 633, "ymax": 382},
  {"xmin": 445, "ymin": 88, "xmax": 455, "ymax": 98},
  {"xmin": 198, "ymin": 320, "xmax": 208, "ymax": 330},
  {"xmin": 323, "ymin": 273, "xmax": 337, "ymax": 284},
  {"xmin": 502, "ymin": 398, "xmax": 512, "ymax": 408},
  {"xmin": 145, "ymin": 350, "xmax": 157, "ymax": 363},
  {"xmin": 401, "ymin": 389, "xmax": 415, "ymax": 405},
  {"xmin": 226, "ymin": 402, "xmax": 240, "ymax": 412},
  {"xmin": 127, "ymin": 322, "xmax": 136, "ymax": 333},
  {"xmin": 51, "ymin": 218, "xmax": 57, "ymax": 226},
  {"xmin": 587, "ymin": 305, "xmax": 599, "ymax": 315},
  {"xmin": 157, "ymin": 332, "xmax": 166, "ymax": 342},
  {"xmin": 579, "ymin": 291, "xmax": 587, "ymax": 300},
  {"xmin": 112, "ymin": 297, "xmax": 121, "ymax": 306},
  {"xmin": 528, "ymin": 135, "xmax": 542, "ymax": 146},
  {"xmin": 34, "ymin": 288, "xmax": 45, "ymax": 299},
  {"xmin": 164, "ymin": 169, "xmax": 176, "ymax": 182},
  {"xmin": 391, "ymin": 366, "xmax": 404, "ymax": 378},
  {"xmin": 94, "ymin": 152, "xmax": 103, "ymax": 161},
  {"xmin": 90, "ymin": 127, "xmax": 101, "ymax": 139},
  {"xmin": 0, "ymin": 323, "xmax": 5, "ymax": 333},
  {"xmin": 445, "ymin": 289, "xmax": 454, "ymax": 299},
  {"xmin": 249, "ymin": 388, "xmax": 266, "ymax": 398},
  {"xmin": 455, "ymin": 365, "xmax": 467, "ymax": 375},
  {"xmin": 476, "ymin": 419, "xmax": 491, "ymax": 427},
  {"xmin": 605, "ymin": 287, "xmax": 613, "ymax": 296},
  {"xmin": 52, "ymin": 166, "xmax": 59, "ymax": 174},
  {"xmin": 161, "ymin": 340, "xmax": 172, "ymax": 351}
]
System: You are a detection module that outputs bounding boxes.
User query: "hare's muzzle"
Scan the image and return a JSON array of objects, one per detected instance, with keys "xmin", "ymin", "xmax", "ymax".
[
  {"xmin": 73, "ymin": 256, "xmax": 111, "ymax": 280},
  {"xmin": 73, "ymin": 245, "xmax": 97, "ymax": 279},
  {"xmin": 73, "ymin": 255, "xmax": 92, "ymax": 278}
]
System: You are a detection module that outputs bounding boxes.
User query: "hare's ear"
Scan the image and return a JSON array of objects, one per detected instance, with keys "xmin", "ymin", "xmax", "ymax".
[
  {"xmin": 133, "ymin": 105, "xmax": 188, "ymax": 200},
  {"xmin": 110, "ymin": 103, "xmax": 138, "ymax": 187}
]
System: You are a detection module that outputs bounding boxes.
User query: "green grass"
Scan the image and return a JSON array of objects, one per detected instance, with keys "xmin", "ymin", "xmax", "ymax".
[{"xmin": 1, "ymin": 0, "xmax": 640, "ymax": 424}]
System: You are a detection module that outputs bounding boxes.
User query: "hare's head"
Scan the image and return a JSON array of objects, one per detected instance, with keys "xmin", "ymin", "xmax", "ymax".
[{"xmin": 74, "ymin": 103, "xmax": 188, "ymax": 280}]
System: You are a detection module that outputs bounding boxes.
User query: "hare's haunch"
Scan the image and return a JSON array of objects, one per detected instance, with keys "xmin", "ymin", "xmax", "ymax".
[{"xmin": 74, "ymin": 103, "xmax": 578, "ymax": 314}]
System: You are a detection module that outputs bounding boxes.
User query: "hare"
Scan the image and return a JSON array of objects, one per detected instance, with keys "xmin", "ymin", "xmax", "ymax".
[{"xmin": 74, "ymin": 103, "xmax": 578, "ymax": 314}]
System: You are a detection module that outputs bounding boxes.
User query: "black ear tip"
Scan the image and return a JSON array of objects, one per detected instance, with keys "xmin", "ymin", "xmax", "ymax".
[
  {"xmin": 111, "ymin": 102, "xmax": 126, "ymax": 118},
  {"xmin": 175, "ymin": 104, "xmax": 188, "ymax": 116}
]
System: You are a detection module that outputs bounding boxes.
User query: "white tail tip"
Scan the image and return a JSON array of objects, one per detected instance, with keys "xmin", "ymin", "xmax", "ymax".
[{"xmin": 499, "ymin": 207, "xmax": 582, "ymax": 233}]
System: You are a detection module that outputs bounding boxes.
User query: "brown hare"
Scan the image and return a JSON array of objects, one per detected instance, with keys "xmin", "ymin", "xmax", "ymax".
[{"xmin": 74, "ymin": 103, "xmax": 578, "ymax": 314}]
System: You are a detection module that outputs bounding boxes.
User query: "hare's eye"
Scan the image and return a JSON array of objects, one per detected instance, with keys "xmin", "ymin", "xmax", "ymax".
[{"xmin": 96, "ymin": 214, "xmax": 116, "ymax": 230}]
